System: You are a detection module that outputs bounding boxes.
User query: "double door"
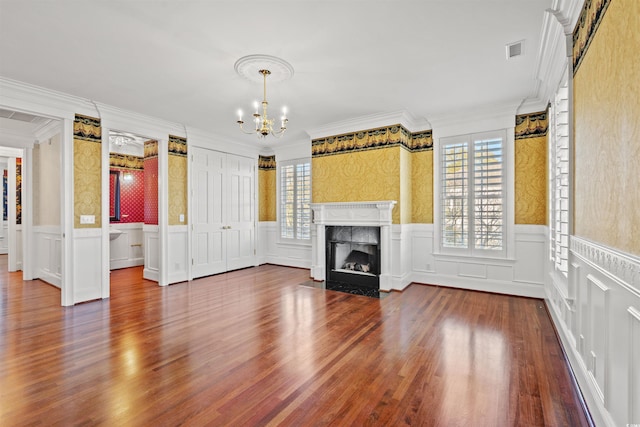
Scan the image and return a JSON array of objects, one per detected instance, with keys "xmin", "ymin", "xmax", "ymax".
[{"xmin": 191, "ymin": 147, "xmax": 255, "ymax": 278}]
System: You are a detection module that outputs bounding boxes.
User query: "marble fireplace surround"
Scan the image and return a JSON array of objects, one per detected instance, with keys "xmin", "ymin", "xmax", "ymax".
[{"xmin": 310, "ymin": 201, "xmax": 396, "ymax": 291}]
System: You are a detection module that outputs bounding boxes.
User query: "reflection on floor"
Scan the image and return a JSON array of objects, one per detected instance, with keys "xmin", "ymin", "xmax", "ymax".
[{"xmin": 300, "ymin": 280, "xmax": 389, "ymax": 299}]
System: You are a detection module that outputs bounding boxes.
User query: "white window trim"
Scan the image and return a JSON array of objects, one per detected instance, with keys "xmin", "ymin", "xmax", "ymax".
[
  {"xmin": 434, "ymin": 127, "xmax": 514, "ymax": 260},
  {"xmin": 549, "ymin": 68, "xmax": 571, "ymax": 278},
  {"xmin": 277, "ymin": 157, "xmax": 312, "ymax": 245}
]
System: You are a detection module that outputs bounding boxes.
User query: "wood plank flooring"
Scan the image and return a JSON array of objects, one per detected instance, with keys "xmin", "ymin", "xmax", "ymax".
[{"xmin": 0, "ymin": 259, "xmax": 590, "ymax": 426}]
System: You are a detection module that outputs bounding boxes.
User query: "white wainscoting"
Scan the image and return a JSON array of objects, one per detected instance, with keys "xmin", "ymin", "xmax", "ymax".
[
  {"xmin": 168, "ymin": 225, "xmax": 188, "ymax": 284},
  {"xmin": 34, "ymin": 225, "xmax": 62, "ymax": 288},
  {"xmin": 73, "ymin": 228, "xmax": 102, "ymax": 303},
  {"xmin": 143, "ymin": 224, "xmax": 159, "ymax": 282},
  {"xmin": 0, "ymin": 222, "xmax": 7, "ymax": 254},
  {"xmin": 258, "ymin": 221, "xmax": 312, "ymax": 269},
  {"xmin": 391, "ymin": 225, "xmax": 413, "ymax": 291},
  {"xmin": 14, "ymin": 225, "xmax": 23, "ymax": 271},
  {"xmin": 547, "ymin": 236, "xmax": 640, "ymax": 427},
  {"xmin": 259, "ymin": 221, "xmax": 546, "ymax": 295},
  {"xmin": 410, "ymin": 224, "xmax": 546, "ymax": 297},
  {"xmin": 109, "ymin": 222, "xmax": 144, "ymax": 270}
]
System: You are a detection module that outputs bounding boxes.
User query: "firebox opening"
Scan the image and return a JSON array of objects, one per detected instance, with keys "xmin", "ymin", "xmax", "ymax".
[{"xmin": 326, "ymin": 226, "xmax": 380, "ymax": 289}]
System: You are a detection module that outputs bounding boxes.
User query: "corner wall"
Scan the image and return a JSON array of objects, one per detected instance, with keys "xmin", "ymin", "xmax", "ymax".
[{"xmin": 546, "ymin": 1, "xmax": 640, "ymax": 425}]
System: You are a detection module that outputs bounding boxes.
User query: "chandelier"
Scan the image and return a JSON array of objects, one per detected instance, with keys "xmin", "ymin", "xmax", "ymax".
[
  {"xmin": 109, "ymin": 134, "xmax": 134, "ymax": 146},
  {"xmin": 236, "ymin": 69, "xmax": 288, "ymax": 138}
]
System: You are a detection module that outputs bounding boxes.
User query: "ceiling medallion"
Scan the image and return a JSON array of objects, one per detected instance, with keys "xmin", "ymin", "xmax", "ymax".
[{"xmin": 234, "ymin": 55, "xmax": 294, "ymax": 139}]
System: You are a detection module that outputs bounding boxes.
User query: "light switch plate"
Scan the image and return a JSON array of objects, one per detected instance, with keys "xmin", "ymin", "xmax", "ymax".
[
  {"xmin": 80, "ymin": 215, "xmax": 95, "ymax": 224},
  {"xmin": 179, "ymin": 214, "xmax": 184, "ymax": 223}
]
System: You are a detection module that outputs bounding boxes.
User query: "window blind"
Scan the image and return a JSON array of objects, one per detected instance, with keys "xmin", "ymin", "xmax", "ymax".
[
  {"xmin": 441, "ymin": 132, "xmax": 505, "ymax": 252},
  {"xmin": 280, "ymin": 159, "xmax": 311, "ymax": 240}
]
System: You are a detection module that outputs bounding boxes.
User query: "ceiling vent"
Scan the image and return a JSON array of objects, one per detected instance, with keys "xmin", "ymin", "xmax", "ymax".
[
  {"xmin": 506, "ymin": 40, "xmax": 524, "ymax": 60},
  {"xmin": 0, "ymin": 108, "xmax": 49, "ymax": 125}
]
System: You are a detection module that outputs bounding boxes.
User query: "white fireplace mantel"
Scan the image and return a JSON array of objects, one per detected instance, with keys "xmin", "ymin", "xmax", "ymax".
[{"xmin": 310, "ymin": 201, "xmax": 396, "ymax": 291}]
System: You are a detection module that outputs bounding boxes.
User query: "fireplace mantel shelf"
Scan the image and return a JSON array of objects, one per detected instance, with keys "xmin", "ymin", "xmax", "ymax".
[{"xmin": 311, "ymin": 201, "xmax": 396, "ymax": 226}]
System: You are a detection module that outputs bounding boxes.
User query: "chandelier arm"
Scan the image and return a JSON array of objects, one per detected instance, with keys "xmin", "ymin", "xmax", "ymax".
[{"xmin": 237, "ymin": 121, "xmax": 259, "ymax": 135}]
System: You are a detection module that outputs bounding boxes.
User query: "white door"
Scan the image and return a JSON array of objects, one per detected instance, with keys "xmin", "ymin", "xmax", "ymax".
[
  {"xmin": 226, "ymin": 155, "xmax": 255, "ymax": 271},
  {"xmin": 191, "ymin": 148, "xmax": 255, "ymax": 278},
  {"xmin": 191, "ymin": 148, "xmax": 226, "ymax": 278}
]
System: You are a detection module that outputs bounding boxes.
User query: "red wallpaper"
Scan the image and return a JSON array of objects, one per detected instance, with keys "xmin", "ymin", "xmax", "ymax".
[
  {"xmin": 110, "ymin": 169, "xmax": 144, "ymax": 223},
  {"xmin": 109, "ymin": 172, "xmax": 115, "ymax": 218},
  {"xmin": 144, "ymin": 157, "xmax": 158, "ymax": 225}
]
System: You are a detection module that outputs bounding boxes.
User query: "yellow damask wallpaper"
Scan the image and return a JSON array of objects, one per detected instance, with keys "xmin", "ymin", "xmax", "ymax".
[
  {"xmin": 74, "ymin": 114, "xmax": 101, "ymax": 228},
  {"xmin": 168, "ymin": 155, "xmax": 187, "ymax": 225},
  {"xmin": 574, "ymin": 0, "xmax": 640, "ymax": 256},
  {"xmin": 313, "ymin": 147, "xmax": 403, "ymax": 224},
  {"xmin": 259, "ymin": 169, "xmax": 276, "ymax": 221},
  {"xmin": 514, "ymin": 135, "xmax": 547, "ymax": 225},
  {"xmin": 411, "ymin": 150, "xmax": 433, "ymax": 223}
]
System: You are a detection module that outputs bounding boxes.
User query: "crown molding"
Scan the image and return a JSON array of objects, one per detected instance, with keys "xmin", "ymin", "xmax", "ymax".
[
  {"xmin": 306, "ymin": 110, "xmax": 431, "ymax": 140},
  {"xmin": 0, "ymin": 77, "xmax": 91, "ymax": 119},
  {"xmin": 185, "ymin": 126, "xmax": 261, "ymax": 159},
  {"xmin": 96, "ymin": 102, "xmax": 184, "ymax": 142},
  {"xmin": 0, "ymin": 146, "xmax": 24, "ymax": 157},
  {"xmin": 534, "ymin": 0, "xmax": 585, "ymax": 106},
  {"xmin": 34, "ymin": 119, "xmax": 61, "ymax": 142},
  {"xmin": 428, "ymin": 101, "xmax": 520, "ymax": 138}
]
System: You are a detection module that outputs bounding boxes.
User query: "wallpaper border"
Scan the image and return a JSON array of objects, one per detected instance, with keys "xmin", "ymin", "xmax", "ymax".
[
  {"xmin": 73, "ymin": 114, "xmax": 101, "ymax": 143},
  {"xmin": 311, "ymin": 124, "xmax": 432, "ymax": 157},
  {"xmin": 258, "ymin": 155, "xmax": 276, "ymax": 170},
  {"xmin": 110, "ymin": 154, "xmax": 144, "ymax": 170},
  {"xmin": 515, "ymin": 110, "xmax": 548, "ymax": 140},
  {"xmin": 573, "ymin": 0, "xmax": 612, "ymax": 75},
  {"xmin": 144, "ymin": 140, "xmax": 159, "ymax": 159},
  {"xmin": 168, "ymin": 135, "xmax": 187, "ymax": 157}
]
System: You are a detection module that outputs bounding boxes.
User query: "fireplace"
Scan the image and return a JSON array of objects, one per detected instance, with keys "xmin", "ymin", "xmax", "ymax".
[
  {"xmin": 326, "ymin": 226, "xmax": 380, "ymax": 289},
  {"xmin": 310, "ymin": 201, "xmax": 396, "ymax": 291}
]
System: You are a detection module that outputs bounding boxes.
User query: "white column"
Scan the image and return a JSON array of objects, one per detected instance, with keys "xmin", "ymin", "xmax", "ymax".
[
  {"xmin": 22, "ymin": 146, "xmax": 33, "ymax": 280},
  {"xmin": 61, "ymin": 117, "xmax": 74, "ymax": 306},
  {"xmin": 158, "ymin": 137, "xmax": 169, "ymax": 286},
  {"xmin": 379, "ymin": 224, "xmax": 392, "ymax": 291}
]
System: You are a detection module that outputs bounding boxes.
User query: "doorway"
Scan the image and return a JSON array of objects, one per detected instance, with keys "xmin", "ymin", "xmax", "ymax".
[
  {"xmin": 108, "ymin": 130, "xmax": 151, "ymax": 276},
  {"xmin": 0, "ymin": 108, "xmax": 63, "ymax": 290},
  {"xmin": 191, "ymin": 147, "xmax": 255, "ymax": 278}
]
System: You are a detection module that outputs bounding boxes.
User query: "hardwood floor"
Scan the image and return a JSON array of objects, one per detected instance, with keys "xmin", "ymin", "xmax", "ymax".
[{"xmin": 0, "ymin": 258, "xmax": 590, "ymax": 426}]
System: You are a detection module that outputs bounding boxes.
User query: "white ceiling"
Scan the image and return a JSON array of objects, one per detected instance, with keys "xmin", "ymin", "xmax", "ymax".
[{"xmin": 0, "ymin": 0, "xmax": 551, "ymax": 144}]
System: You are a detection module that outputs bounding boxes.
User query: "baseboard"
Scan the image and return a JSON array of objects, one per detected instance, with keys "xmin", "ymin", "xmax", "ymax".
[
  {"xmin": 143, "ymin": 268, "xmax": 159, "ymax": 282},
  {"xmin": 110, "ymin": 258, "xmax": 144, "ymax": 270},
  {"xmin": 37, "ymin": 270, "xmax": 61, "ymax": 288},
  {"xmin": 411, "ymin": 272, "xmax": 545, "ymax": 298}
]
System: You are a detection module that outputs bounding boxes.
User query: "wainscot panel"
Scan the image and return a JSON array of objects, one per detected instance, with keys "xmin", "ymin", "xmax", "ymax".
[
  {"xmin": 547, "ymin": 235, "xmax": 640, "ymax": 427},
  {"xmin": 34, "ymin": 225, "xmax": 62, "ymax": 288},
  {"xmin": 73, "ymin": 228, "xmax": 102, "ymax": 302},
  {"xmin": 143, "ymin": 224, "xmax": 159, "ymax": 282},
  {"xmin": 411, "ymin": 224, "xmax": 546, "ymax": 298},
  {"xmin": 257, "ymin": 222, "xmax": 311, "ymax": 269},
  {"xmin": 109, "ymin": 222, "xmax": 143, "ymax": 270},
  {"xmin": 168, "ymin": 225, "xmax": 188, "ymax": 284}
]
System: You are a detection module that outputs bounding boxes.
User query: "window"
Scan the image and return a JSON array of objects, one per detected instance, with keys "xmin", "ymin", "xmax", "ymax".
[
  {"xmin": 549, "ymin": 80, "xmax": 569, "ymax": 276},
  {"xmin": 279, "ymin": 159, "xmax": 311, "ymax": 241},
  {"xmin": 441, "ymin": 131, "xmax": 506, "ymax": 254}
]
